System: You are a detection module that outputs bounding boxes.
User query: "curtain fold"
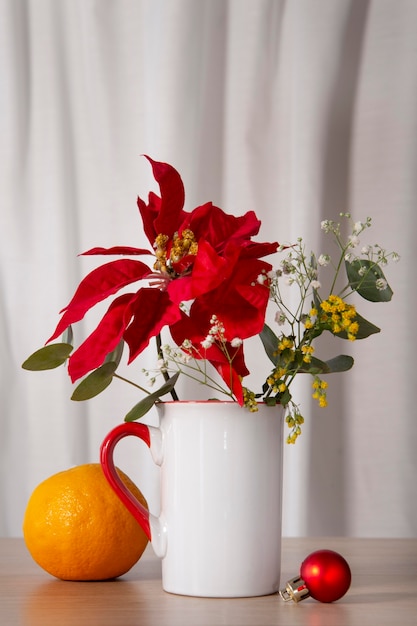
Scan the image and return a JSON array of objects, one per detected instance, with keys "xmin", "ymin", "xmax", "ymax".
[{"xmin": 1, "ymin": 0, "xmax": 415, "ymax": 537}]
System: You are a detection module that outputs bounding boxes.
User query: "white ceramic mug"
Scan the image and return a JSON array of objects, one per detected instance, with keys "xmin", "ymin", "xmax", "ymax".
[{"xmin": 100, "ymin": 401, "xmax": 284, "ymax": 597}]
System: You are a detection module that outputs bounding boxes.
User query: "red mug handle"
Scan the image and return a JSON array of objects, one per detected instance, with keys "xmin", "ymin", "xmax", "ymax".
[{"xmin": 100, "ymin": 422, "xmax": 152, "ymax": 541}]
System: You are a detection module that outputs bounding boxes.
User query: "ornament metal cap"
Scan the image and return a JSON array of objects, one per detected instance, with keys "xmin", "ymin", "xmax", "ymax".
[{"xmin": 279, "ymin": 576, "xmax": 310, "ymax": 603}]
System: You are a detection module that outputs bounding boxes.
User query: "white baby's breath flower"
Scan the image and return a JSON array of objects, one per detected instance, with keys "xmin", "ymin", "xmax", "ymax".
[
  {"xmin": 392, "ymin": 252, "xmax": 400, "ymax": 262},
  {"xmin": 348, "ymin": 235, "xmax": 360, "ymax": 248},
  {"xmin": 156, "ymin": 359, "xmax": 167, "ymax": 372},
  {"xmin": 358, "ymin": 266, "xmax": 367, "ymax": 277},
  {"xmin": 318, "ymin": 254, "xmax": 330, "ymax": 267},
  {"xmin": 311, "ymin": 280, "xmax": 321, "ymax": 290},
  {"xmin": 275, "ymin": 310, "xmax": 286, "ymax": 326},
  {"xmin": 201, "ymin": 336, "xmax": 214, "ymax": 349},
  {"xmin": 353, "ymin": 221, "xmax": 363, "ymax": 235},
  {"xmin": 281, "ymin": 260, "xmax": 294, "ymax": 275},
  {"xmin": 345, "ymin": 252, "xmax": 353, "ymax": 262},
  {"xmin": 376, "ymin": 278, "xmax": 387, "ymax": 291},
  {"xmin": 361, "ymin": 245, "xmax": 372, "ymax": 255},
  {"xmin": 231, "ymin": 337, "xmax": 243, "ymax": 348},
  {"xmin": 257, "ymin": 273, "xmax": 267, "ymax": 285}
]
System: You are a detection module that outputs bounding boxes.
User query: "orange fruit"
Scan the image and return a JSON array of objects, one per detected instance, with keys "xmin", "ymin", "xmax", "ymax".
[{"xmin": 22, "ymin": 463, "xmax": 149, "ymax": 581}]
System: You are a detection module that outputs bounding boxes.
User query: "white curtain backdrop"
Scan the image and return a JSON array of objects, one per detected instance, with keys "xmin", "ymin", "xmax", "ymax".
[{"xmin": 1, "ymin": 0, "xmax": 416, "ymax": 538}]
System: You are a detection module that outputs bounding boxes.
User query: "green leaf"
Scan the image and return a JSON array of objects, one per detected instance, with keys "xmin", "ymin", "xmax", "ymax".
[
  {"xmin": 62, "ymin": 326, "xmax": 73, "ymax": 346},
  {"xmin": 279, "ymin": 388, "xmax": 292, "ymax": 406},
  {"xmin": 296, "ymin": 354, "xmax": 354, "ymax": 375},
  {"xmin": 345, "ymin": 260, "xmax": 393, "ymax": 302},
  {"xmin": 264, "ymin": 396, "xmax": 279, "ymax": 407},
  {"xmin": 104, "ymin": 339, "xmax": 124, "ymax": 368},
  {"xmin": 324, "ymin": 354, "xmax": 354, "ymax": 372},
  {"xmin": 22, "ymin": 343, "xmax": 73, "ymax": 371},
  {"xmin": 125, "ymin": 372, "xmax": 180, "ymax": 422},
  {"xmin": 337, "ymin": 311, "xmax": 381, "ymax": 340},
  {"xmin": 259, "ymin": 324, "xmax": 279, "ymax": 365},
  {"xmin": 297, "ymin": 356, "xmax": 331, "ymax": 375},
  {"xmin": 71, "ymin": 362, "xmax": 117, "ymax": 401}
]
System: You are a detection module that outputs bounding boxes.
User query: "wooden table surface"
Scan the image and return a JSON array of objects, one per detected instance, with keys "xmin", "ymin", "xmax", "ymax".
[{"xmin": 1, "ymin": 537, "xmax": 416, "ymax": 625}]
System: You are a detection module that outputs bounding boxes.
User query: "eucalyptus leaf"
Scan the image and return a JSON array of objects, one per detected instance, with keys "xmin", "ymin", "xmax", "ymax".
[
  {"xmin": 346, "ymin": 259, "xmax": 393, "ymax": 302},
  {"xmin": 22, "ymin": 343, "xmax": 73, "ymax": 371},
  {"xmin": 259, "ymin": 324, "xmax": 279, "ymax": 365},
  {"xmin": 279, "ymin": 388, "xmax": 291, "ymax": 406},
  {"xmin": 323, "ymin": 354, "xmax": 354, "ymax": 373},
  {"xmin": 297, "ymin": 356, "xmax": 331, "ymax": 375},
  {"xmin": 264, "ymin": 396, "xmax": 279, "ymax": 407},
  {"xmin": 104, "ymin": 339, "xmax": 124, "ymax": 367},
  {"xmin": 62, "ymin": 326, "xmax": 74, "ymax": 346},
  {"xmin": 71, "ymin": 362, "xmax": 117, "ymax": 401},
  {"xmin": 337, "ymin": 312, "xmax": 380, "ymax": 340},
  {"xmin": 125, "ymin": 372, "xmax": 180, "ymax": 422}
]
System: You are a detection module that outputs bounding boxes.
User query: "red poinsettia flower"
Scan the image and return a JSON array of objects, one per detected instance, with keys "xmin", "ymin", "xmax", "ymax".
[{"xmin": 47, "ymin": 156, "xmax": 278, "ymax": 401}]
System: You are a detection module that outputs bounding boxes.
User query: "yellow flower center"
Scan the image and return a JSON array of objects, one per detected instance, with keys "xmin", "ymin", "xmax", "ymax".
[{"xmin": 153, "ymin": 229, "xmax": 198, "ymax": 274}]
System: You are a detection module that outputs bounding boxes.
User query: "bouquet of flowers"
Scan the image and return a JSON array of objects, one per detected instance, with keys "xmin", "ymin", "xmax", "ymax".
[{"xmin": 23, "ymin": 157, "xmax": 398, "ymax": 442}]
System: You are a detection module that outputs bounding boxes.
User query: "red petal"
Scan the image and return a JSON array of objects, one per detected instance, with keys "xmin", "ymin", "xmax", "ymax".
[
  {"xmin": 143, "ymin": 156, "xmax": 186, "ymax": 239},
  {"xmin": 181, "ymin": 205, "xmax": 262, "ymax": 252},
  {"xmin": 82, "ymin": 246, "xmax": 153, "ymax": 256},
  {"xmin": 237, "ymin": 240, "xmax": 279, "ymax": 259},
  {"xmin": 188, "ymin": 257, "xmax": 272, "ymax": 340},
  {"xmin": 137, "ymin": 191, "xmax": 161, "ymax": 245},
  {"xmin": 123, "ymin": 288, "xmax": 182, "ymax": 362},
  {"xmin": 214, "ymin": 363, "xmax": 244, "ymax": 405},
  {"xmin": 68, "ymin": 293, "xmax": 135, "ymax": 382},
  {"xmin": 166, "ymin": 275, "xmax": 194, "ymax": 304},
  {"xmin": 190, "ymin": 239, "xmax": 233, "ymax": 297},
  {"xmin": 47, "ymin": 259, "xmax": 151, "ymax": 342}
]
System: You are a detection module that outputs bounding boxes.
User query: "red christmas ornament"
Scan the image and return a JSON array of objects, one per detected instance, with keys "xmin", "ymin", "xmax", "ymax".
[{"xmin": 279, "ymin": 549, "xmax": 351, "ymax": 603}]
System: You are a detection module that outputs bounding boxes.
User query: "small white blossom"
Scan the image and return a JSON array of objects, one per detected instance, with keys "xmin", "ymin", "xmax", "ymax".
[
  {"xmin": 257, "ymin": 273, "xmax": 267, "ymax": 285},
  {"xmin": 321, "ymin": 220, "xmax": 332, "ymax": 233},
  {"xmin": 353, "ymin": 221, "xmax": 364, "ymax": 235},
  {"xmin": 201, "ymin": 335, "xmax": 215, "ymax": 349},
  {"xmin": 392, "ymin": 252, "xmax": 400, "ymax": 262},
  {"xmin": 348, "ymin": 235, "xmax": 360, "ymax": 248},
  {"xmin": 318, "ymin": 254, "xmax": 330, "ymax": 267},
  {"xmin": 358, "ymin": 266, "xmax": 367, "ymax": 277},
  {"xmin": 281, "ymin": 260, "xmax": 294, "ymax": 275},
  {"xmin": 376, "ymin": 278, "xmax": 387, "ymax": 291},
  {"xmin": 179, "ymin": 352, "xmax": 191, "ymax": 364},
  {"xmin": 231, "ymin": 337, "xmax": 243, "ymax": 348},
  {"xmin": 311, "ymin": 280, "xmax": 321, "ymax": 290},
  {"xmin": 345, "ymin": 252, "xmax": 353, "ymax": 262},
  {"xmin": 181, "ymin": 339, "xmax": 192, "ymax": 349},
  {"xmin": 156, "ymin": 359, "xmax": 167, "ymax": 372},
  {"xmin": 361, "ymin": 245, "xmax": 372, "ymax": 255},
  {"xmin": 275, "ymin": 310, "xmax": 286, "ymax": 326}
]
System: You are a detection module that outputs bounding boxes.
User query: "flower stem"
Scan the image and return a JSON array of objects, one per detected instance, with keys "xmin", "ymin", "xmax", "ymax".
[
  {"xmin": 113, "ymin": 373, "xmax": 151, "ymax": 395},
  {"xmin": 156, "ymin": 334, "xmax": 179, "ymax": 401}
]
